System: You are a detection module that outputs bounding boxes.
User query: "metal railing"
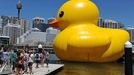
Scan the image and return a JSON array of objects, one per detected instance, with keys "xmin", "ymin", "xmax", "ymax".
[
  {"xmin": 0, "ymin": 60, "xmax": 12, "ymax": 74},
  {"xmin": 0, "ymin": 62, "xmax": 7, "ymax": 73}
]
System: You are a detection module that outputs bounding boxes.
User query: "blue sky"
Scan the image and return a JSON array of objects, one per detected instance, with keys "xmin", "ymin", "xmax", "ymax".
[{"xmin": 0, "ymin": 0, "xmax": 134, "ymax": 28}]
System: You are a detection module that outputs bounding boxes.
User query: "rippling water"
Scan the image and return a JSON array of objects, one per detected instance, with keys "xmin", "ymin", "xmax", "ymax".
[
  {"xmin": 49, "ymin": 54, "xmax": 124, "ymax": 75},
  {"xmin": 56, "ymin": 62, "xmax": 124, "ymax": 75}
]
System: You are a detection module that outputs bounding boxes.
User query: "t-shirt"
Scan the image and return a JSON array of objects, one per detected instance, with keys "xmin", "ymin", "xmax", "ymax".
[
  {"xmin": 11, "ymin": 52, "xmax": 17, "ymax": 62},
  {"xmin": 0, "ymin": 50, "xmax": 3, "ymax": 60},
  {"xmin": 28, "ymin": 54, "xmax": 34, "ymax": 63},
  {"xmin": 31, "ymin": 54, "xmax": 34, "ymax": 59},
  {"xmin": 24, "ymin": 53, "xmax": 29, "ymax": 62},
  {"xmin": 34, "ymin": 53, "xmax": 40, "ymax": 60},
  {"xmin": 46, "ymin": 52, "xmax": 49, "ymax": 59},
  {"xmin": 3, "ymin": 52, "xmax": 10, "ymax": 60}
]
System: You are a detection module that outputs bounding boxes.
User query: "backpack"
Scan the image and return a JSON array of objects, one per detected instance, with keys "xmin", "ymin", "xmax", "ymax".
[{"xmin": 35, "ymin": 53, "xmax": 39, "ymax": 59}]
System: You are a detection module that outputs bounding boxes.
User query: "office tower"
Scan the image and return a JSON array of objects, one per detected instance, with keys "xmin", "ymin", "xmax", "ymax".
[
  {"xmin": 3, "ymin": 23, "xmax": 24, "ymax": 44},
  {"xmin": 0, "ymin": 18, "xmax": 2, "ymax": 35},
  {"xmin": 0, "ymin": 27, "xmax": 2, "ymax": 36},
  {"xmin": 103, "ymin": 19, "xmax": 121, "ymax": 29},
  {"xmin": 97, "ymin": 18, "xmax": 105, "ymax": 27},
  {"xmin": 16, "ymin": 19, "xmax": 29, "ymax": 33},
  {"xmin": 46, "ymin": 27, "xmax": 60, "ymax": 44},
  {"xmin": 0, "ymin": 17, "xmax": 2, "ymax": 27},
  {"xmin": 97, "ymin": 18, "xmax": 123, "ymax": 29},
  {"xmin": 0, "ymin": 16, "xmax": 29, "ymax": 33},
  {"xmin": 47, "ymin": 18, "xmax": 56, "ymax": 24},
  {"xmin": 32, "ymin": 17, "xmax": 45, "ymax": 28}
]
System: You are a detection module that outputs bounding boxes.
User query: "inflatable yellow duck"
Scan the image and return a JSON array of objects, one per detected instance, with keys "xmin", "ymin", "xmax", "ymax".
[{"xmin": 49, "ymin": 0, "xmax": 129, "ymax": 62}]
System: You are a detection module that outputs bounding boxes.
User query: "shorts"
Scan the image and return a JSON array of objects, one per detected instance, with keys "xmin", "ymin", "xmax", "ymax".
[
  {"xmin": 28, "ymin": 62, "xmax": 33, "ymax": 67},
  {"xmin": 0, "ymin": 59, "xmax": 3, "ymax": 64},
  {"xmin": 35, "ymin": 60, "xmax": 40, "ymax": 64},
  {"xmin": 22, "ymin": 64, "xmax": 25, "ymax": 70},
  {"xmin": 24, "ymin": 62, "xmax": 28, "ymax": 68},
  {"xmin": 45, "ymin": 58, "xmax": 49, "ymax": 63},
  {"xmin": 16, "ymin": 64, "xmax": 22, "ymax": 68}
]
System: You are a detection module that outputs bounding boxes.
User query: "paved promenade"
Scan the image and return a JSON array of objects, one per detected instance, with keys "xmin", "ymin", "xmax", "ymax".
[{"xmin": 9, "ymin": 64, "xmax": 64, "ymax": 75}]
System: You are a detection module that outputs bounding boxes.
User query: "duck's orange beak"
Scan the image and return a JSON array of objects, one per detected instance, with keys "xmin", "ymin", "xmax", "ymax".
[{"xmin": 48, "ymin": 20, "xmax": 59, "ymax": 28}]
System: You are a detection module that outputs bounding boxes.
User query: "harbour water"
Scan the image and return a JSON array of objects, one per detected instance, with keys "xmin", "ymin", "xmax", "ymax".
[
  {"xmin": 56, "ymin": 62, "xmax": 124, "ymax": 75},
  {"xmin": 49, "ymin": 54, "xmax": 124, "ymax": 75}
]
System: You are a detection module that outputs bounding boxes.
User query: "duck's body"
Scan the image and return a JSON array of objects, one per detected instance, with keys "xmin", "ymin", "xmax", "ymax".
[
  {"xmin": 53, "ymin": 24, "xmax": 129, "ymax": 62},
  {"xmin": 49, "ymin": 0, "xmax": 129, "ymax": 62}
]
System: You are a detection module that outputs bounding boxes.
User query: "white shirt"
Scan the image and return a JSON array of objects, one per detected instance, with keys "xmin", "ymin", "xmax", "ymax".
[{"xmin": 28, "ymin": 54, "xmax": 34, "ymax": 62}]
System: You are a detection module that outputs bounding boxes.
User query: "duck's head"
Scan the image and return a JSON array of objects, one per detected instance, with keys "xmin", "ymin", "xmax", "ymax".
[{"xmin": 49, "ymin": 0, "xmax": 99, "ymax": 30}]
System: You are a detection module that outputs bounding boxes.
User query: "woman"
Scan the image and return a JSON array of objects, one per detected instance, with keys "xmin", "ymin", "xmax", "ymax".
[
  {"xmin": 40, "ymin": 51, "xmax": 45, "ymax": 67},
  {"xmin": 28, "ymin": 52, "xmax": 34, "ymax": 74},
  {"xmin": 15, "ymin": 51, "xmax": 23, "ymax": 75},
  {"xmin": 23, "ymin": 51, "xmax": 29, "ymax": 74}
]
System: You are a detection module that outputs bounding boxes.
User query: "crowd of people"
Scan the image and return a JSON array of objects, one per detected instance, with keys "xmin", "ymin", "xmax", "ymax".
[{"xmin": 0, "ymin": 47, "xmax": 50, "ymax": 75}]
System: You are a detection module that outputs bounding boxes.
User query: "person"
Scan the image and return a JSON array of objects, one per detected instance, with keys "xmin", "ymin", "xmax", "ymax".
[
  {"xmin": 23, "ymin": 51, "xmax": 29, "ymax": 74},
  {"xmin": 15, "ymin": 51, "xmax": 22, "ymax": 75},
  {"xmin": 7, "ymin": 49, "xmax": 12, "ymax": 65},
  {"xmin": 40, "ymin": 51, "xmax": 45, "ymax": 67},
  {"xmin": 0, "ymin": 47, "xmax": 3, "ymax": 68},
  {"xmin": 28, "ymin": 52, "xmax": 34, "ymax": 74},
  {"xmin": 34, "ymin": 51, "xmax": 40, "ymax": 68},
  {"xmin": 3, "ymin": 48, "xmax": 9, "ymax": 64},
  {"xmin": 11, "ymin": 49, "xmax": 17, "ymax": 73},
  {"xmin": 38, "ymin": 48, "xmax": 42, "ymax": 53},
  {"xmin": 20, "ymin": 50, "xmax": 25, "ymax": 73},
  {"xmin": 45, "ymin": 51, "xmax": 50, "ymax": 67}
]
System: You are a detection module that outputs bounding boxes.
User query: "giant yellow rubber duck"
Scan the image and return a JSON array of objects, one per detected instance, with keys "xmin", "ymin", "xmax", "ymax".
[{"xmin": 49, "ymin": 0, "xmax": 129, "ymax": 62}]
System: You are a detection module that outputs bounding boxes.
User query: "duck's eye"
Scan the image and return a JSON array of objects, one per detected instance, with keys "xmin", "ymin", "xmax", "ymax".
[{"xmin": 59, "ymin": 11, "xmax": 64, "ymax": 18}]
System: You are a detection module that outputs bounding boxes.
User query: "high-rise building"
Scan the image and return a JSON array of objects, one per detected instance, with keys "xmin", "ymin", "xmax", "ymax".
[
  {"xmin": 0, "ymin": 16, "xmax": 29, "ymax": 33},
  {"xmin": 103, "ymin": 19, "xmax": 121, "ymax": 28},
  {"xmin": 126, "ymin": 28, "xmax": 134, "ymax": 44},
  {"xmin": 16, "ymin": 19, "xmax": 29, "ymax": 33},
  {"xmin": 0, "ymin": 16, "xmax": 18, "ymax": 27},
  {"xmin": 97, "ymin": 18, "xmax": 122, "ymax": 29},
  {"xmin": 0, "ymin": 27, "xmax": 2, "ymax": 36},
  {"xmin": 34, "ymin": 23, "xmax": 50, "ymax": 32},
  {"xmin": 97, "ymin": 18, "xmax": 104, "ymax": 27},
  {"xmin": 47, "ymin": 18, "xmax": 56, "ymax": 24},
  {"xmin": 3, "ymin": 23, "xmax": 24, "ymax": 44},
  {"xmin": 46, "ymin": 27, "xmax": 60, "ymax": 44},
  {"xmin": 0, "ymin": 17, "xmax": 2, "ymax": 27},
  {"xmin": 32, "ymin": 17, "xmax": 45, "ymax": 28},
  {"xmin": 0, "ymin": 18, "xmax": 2, "ymax": 35}
]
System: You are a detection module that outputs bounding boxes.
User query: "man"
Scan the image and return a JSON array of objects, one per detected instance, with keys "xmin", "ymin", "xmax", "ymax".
[
  {"xmin": 11, "ymin": 49, "xmax": 17, "ymax": 73},
  {"xmin": 34, "ymin": 51, "xmax": 40, "ymax": 68},
  {"xmin": 0, "ymin": 47, "xmax": 3, "ymax": 68},
  {"xmin": 45, "ymin": 51, "xmax": 50, "ymax": 67}
]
